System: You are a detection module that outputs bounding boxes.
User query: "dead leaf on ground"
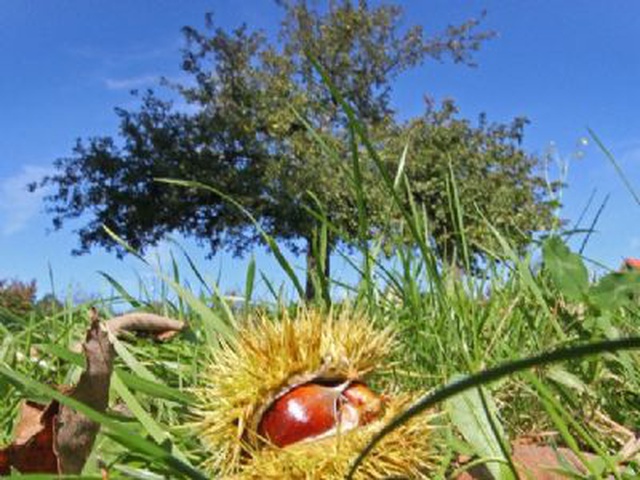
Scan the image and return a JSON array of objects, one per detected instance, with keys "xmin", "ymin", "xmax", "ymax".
[
  {"xmin": 456, "ymin": 443, "xmax": 592, "ymax": 480},
  {"xmin": 0, "ymin": 401, "xmax": 59, "ymax": 475},
  {"xmin": 0, "ymin": 308, "xmax": 185, "ymax": 476}
]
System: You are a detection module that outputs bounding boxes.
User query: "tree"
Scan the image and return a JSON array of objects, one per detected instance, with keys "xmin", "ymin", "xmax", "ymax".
[
  {"xmin": 34, "ymin": 1, "xmax": 552, "ymax": 299},
  {"xmin": 385, "ymin": 99, "xmax": 560, "ymax": 267}
]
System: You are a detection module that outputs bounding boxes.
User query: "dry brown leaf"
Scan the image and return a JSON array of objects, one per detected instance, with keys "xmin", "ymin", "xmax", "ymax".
[
  {"xmin": 620, "ymin": 435, "xmax": 640, "ymax": 463},
  {"xmin": 55, "ymin": 308, "xmax": 114, "ymax": 474},
  {"xmin": 105, "ymin": 312, "xmax": 185, "ymax": 341},
  {"xmin": 0, "ymin": 308, "xmax": 185, "ymax": 476},
  {"xmin": 0, "ymin": 401, "xmax": 60, "ymax": 475},
  {"xmin": 456, "ymin": 443, "xmax": 590, "ymax": 480}
]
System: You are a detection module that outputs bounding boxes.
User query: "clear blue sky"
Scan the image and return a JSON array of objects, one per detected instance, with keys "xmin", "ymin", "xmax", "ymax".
[{"xmin": 1, "ymin": 1, "xmax": 639, "ymax": 301}]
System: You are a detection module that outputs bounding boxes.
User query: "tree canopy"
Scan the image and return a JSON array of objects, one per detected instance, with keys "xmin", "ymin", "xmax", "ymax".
[{"xmin": 34, "ymin": 0, "xmax": 558, "ymax": 299}]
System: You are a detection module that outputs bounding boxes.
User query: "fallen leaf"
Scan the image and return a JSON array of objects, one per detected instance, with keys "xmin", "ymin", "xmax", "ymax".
[
  {"xmin": 55, "ymin": 308, "xmax": 114, "ymax": 474},
  {"xmin": 456, "ymin": 444, "xmax": 589, "ymax": 480},
  {"xmin": 105, "ymin": 312, "xmax": 185, "ymax": 341},
  {"xmin": 0, "ymin": 401, "xmax": 60, "ymax": 475},
  {"xmin": 0, "ymin": 308, "xmax": 185, "ymax": 476}
]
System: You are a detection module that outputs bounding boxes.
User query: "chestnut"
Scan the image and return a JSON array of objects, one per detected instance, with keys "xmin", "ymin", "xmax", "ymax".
[{"xmin": 258, "ymin": 380, "xmax": 383, "ymax": 448}]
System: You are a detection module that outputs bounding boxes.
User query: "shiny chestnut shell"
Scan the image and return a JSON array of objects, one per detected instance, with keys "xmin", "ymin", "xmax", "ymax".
[{"xmin": 257, "ymin": 381, "xmax": 383, "ymax": 447}]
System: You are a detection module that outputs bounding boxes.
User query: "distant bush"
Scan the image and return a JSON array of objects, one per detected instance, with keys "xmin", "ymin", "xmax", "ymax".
[
  {"xmin": 35, "ymin": 293, "xmax": 64, "ymax": 316},
  {"xmin": 0, "ymin": 278, "xmax": 37, "ymax": 317}
]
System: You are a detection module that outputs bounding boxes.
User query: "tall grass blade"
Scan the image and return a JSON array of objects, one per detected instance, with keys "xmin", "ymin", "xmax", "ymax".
[
  {"xmin": 244, "ymin": 255, "xmax": 256, "ymax": 310},
  {"xmin": 393, "ymin": 143, "xmax": 409, "ymax": 190},
  {"xmin": 259, "ymin": 271, "xmax": 280, "ymax": 303},
  {"xmin": 98, "ymin": 271, "xmax": 144, "ymax": 309},
  {"xmin": 347, "ymin": 124, "xmax": 373, "ymax": 303},
  {"xmin": 115, "ymin": 369, "xmax": 195, "ymax": 404},
  {"xmin": 165, "ymin": 238, "xmax": 213, "ymax": 296},
  {"xmin": 589, "ymin": 128, "xmax": 640, "ymax": 206},
  {"xmin": 155, "ymin": 178, "xmax": 305, "ymax": 300},
  {"xmin": 579, "ymin": 193, "xmax": 609, "ymax": 254},
  {"xmin": 570, "ymin": 187, "xmax": 597, "ymax": 239},
  {"xmin": 101, "ymin": 225, "xmax": 234, "ymax": 342},
  {"xmin": 446, "ymin": 157, "xmax": 471, "ymax": 272},
  {"xmin": 526, "ymin": 373, "xmax": 620, "ymax": 479},
  {"xmin": 346, "ymin": 337, "xmax": 640, "ymax": 479},
  {"xmin": 306, "ymin": 54, "xmax": 445, "ymax": 300}
]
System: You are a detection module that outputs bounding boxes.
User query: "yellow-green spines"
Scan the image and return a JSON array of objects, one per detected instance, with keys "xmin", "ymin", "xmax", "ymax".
[
  {"xmin": 235, "ymin": 395, "xmax": 439, "ymax": 479},
  {"xmin": 192, "ymin": 308, "xmax": 437, "ymax": 478}
]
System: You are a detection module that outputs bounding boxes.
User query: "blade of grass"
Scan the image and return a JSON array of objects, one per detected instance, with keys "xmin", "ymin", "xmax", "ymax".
[
  {"xmin": 346, "ymin": 336, "xmax": 640, "ymax": 479},
  {"xmin": 306, "ymin": 54, "xmax": 445, "ymax": 301},
  {"xmin": 243, "ymin": 254, "xmax": 256, "ymax": 313},
  {"xmin": 348, "ymin": 123, "xmax": 373, "ymax": 304},
  {"xmin": 446, "ymin": 156, "xmax": 471, "ymax": 272},
  {"xmin": 32, "ymin": 308, "xmax": 185, "ymax": 385},
  {"xmin": 164, "ymin": 238, "xmax": 213, "ymax": 297},
  {"xmin": 259, "ymin": 271, "xmax": 280, "ymax": 303},
  {"xmin": 111, "ymin": 372, "xmax": 173, "ymax": 449},
  {"xmin": 156, "ymin": 178, "xmax": 305, "ymax": 300},
  {"xmin": 115, "ymin": 369, "xmax": 195, "ymax": 405},
  {"xmin": 589, "ymin": 128, "xmax": 640, "ymax": 207},
  {"xmin": 570, "ymin": 187, "xmax": 597, "ymax": 239},
  {"xmin": 98, "ymin": 272, "xmax": 144, "ymax": 309},
  {"xmin": 393, "ymin": 142, "xmax": 409, "ymax": 190},
  {"xmin": 478, "ymin": 207, "xmax": 566, "ymax": 339},
  {"xmin": 0, "ymin": 363, "xmax": 207, "ymax": 480},
  {"xmin": 102, "ymin": 226, "xmax": 234, "ymax": 343},
  {"xmin": 579, "ymin": 193, "xmax": 609, "ymax": 254},
  {"xmin": 526, "ymin": 373, "xmax": 621, "ymax": 479}
]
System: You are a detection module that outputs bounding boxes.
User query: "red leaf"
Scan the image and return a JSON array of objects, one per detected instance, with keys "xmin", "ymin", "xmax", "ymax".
[{"xmin": 0, "ymin": 401, "xmax": 60, "ymax": 475}]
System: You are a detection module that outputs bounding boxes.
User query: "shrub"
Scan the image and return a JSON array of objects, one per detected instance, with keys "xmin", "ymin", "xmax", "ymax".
[{"xmin": 0, "ymin": 278, "xmax": 37, "ymax": 317}]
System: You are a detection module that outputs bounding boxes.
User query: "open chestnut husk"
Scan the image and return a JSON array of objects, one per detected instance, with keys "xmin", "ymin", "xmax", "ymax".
[{"xmin": 192, "ymin": 309, "xmax": 438, "ymax": 479}]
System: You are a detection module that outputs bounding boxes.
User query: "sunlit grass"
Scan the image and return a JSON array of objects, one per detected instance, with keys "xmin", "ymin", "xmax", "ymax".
[{"xmin": 1, "ymin": 77, "xmax": 639, "ymax": 478}]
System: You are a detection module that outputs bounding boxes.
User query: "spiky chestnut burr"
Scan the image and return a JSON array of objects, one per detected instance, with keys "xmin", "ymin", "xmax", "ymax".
[{"xmin": 191, "ymin": 309, "xmax": 439, "ymax": 479}]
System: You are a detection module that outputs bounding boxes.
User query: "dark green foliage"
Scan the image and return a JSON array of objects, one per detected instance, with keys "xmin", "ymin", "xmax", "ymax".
[
  {"xmin": 33, "ymin": 0, "xmax": 556, "ymax": 298},
  {"xmin": 388, "ymin": 102, "xmax": 561, "ymax": 267},
  {"xmin": 35, "ymin": 293, "xmax": 64, "ymax": 316}
]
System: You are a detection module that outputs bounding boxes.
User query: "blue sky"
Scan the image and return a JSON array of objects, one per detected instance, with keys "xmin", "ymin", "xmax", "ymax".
[{"xmin": 1, "ymin": 1, "xmax": 639, "ymax": 301}]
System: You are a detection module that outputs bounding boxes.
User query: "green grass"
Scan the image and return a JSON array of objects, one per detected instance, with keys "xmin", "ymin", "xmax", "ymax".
[{"xmin": 2, "ymin": 78, "xmax": 640, "ymax": 478}]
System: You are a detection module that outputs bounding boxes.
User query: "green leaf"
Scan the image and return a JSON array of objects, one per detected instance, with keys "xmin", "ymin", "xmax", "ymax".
[
  {"xmin": 447, "ymin": 382, "xmax": 512, "ymax": 480},
  {"xmin": 545, "ymin": 365, "xmax": 589, "ymax": 395},
  {"xmin": 589, "ymin": 271, "xmax": 640, "ymax": 311},
  {"xmin": 542, "ymin": 236, "xmax": 589, "ymax": 301}
]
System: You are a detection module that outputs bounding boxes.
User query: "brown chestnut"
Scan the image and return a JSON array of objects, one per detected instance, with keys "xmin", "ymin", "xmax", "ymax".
[{"xmin": 258, "ymin": 380, "xmax": 383, "ymax": 448}]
